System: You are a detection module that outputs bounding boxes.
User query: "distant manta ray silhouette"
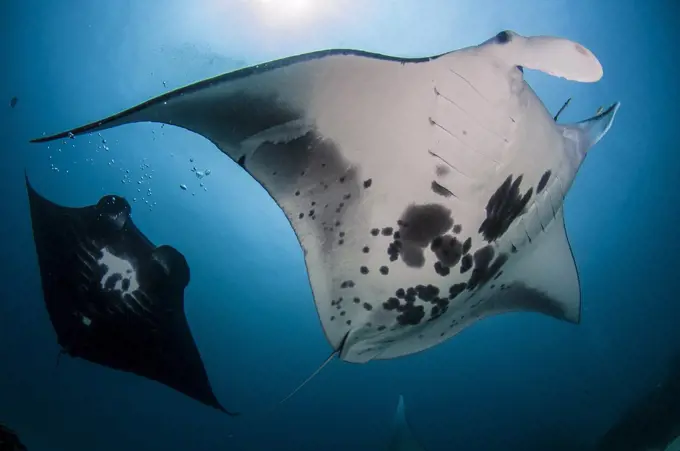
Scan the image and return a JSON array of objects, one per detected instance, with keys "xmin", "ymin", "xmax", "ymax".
[
  {"xmin": 388, "ymin": 395, "xmax": 428, "ymax": 451},
  {"xmin": 24, "ymin": 176, "xmax": 237, "ymax": 415},
  {"xmin": 30, "ymin": 30, "xmax": 619, "ymax": 409},
  {"xmin": 0, "ymin": 423, "xmax": 27, "ymax": 451}
]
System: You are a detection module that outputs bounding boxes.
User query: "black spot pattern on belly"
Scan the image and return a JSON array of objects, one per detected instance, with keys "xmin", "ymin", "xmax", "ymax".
[
  {"xmin": 434, "ymin": 261, "xmax": 450, "ymax": 276},
  {"xmin": 350, "ymin": 202, "xmax": 522, "ymax": 333},
  {"xmin": 394, "ymin": 204, "xmax": 454, "ymax": 268},
  {"xmin": 397, "ymin": 304, "xmax": 425, "ymax": 325},
  {"xmin": 537, "ymin": 170, "xmax": 551, "ymax": 193},
  {"xmin": 460, "ymin": 254, "xmax": 472, "ymax": 273},
  {"xmin": 381, "ymin": 294, "xmax": 430, "ymax": 326},
  {"xmin": 250, "ymin": 128, "xmax": 364, "ymax": 254},
  {"xmin": 340, "ymin": 280, "xmax": 355, "ymax": 289},
  {"xmin": 449, "ymin": 283, "xmax": 467, "ymax": 299},
  {"xmin": 431, "ymin": 181, "xmax": 454, "ymax": 198},
  {"xmin": 467, "ymin": 249, "xmax": 509, "ymax": 291},
  {"xmin": 462, "ymin": 237, "xmax": 472, "ymax": 254},
  {"xmin": 479, "ymin": 174, "xmax": 533, "ymax": 242},
  {"xmin": 431, "ymin": 235, "xmax": 463, "ymax": 267},
  {"xmin": 383, "ymin": 297, "xmax": 400, "ymax": 310},
  {"xmin": 473, "ymin": 245, "xmax": 495, "ymax": 268},
  {"xmin": 375, "ymin": 277, "xmax": 478, "ymax": 329}
]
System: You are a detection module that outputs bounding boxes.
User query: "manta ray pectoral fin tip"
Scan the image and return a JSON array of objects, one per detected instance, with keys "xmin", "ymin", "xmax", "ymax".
[
  {"xmin": 581, "ymin": 101, "xmax": 621, "ymax": 148},
  {"xmin": 30, "ymin": 131, "xmax": 71, "ymax": 144},
  {"xmin": 221, "ymin": 406, "xmax": 241, "ymax": 417}
]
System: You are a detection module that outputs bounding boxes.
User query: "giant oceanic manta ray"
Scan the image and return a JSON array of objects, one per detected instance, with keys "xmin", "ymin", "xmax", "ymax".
[
  {"xmin": 30, "ymin": 30, "xmax": 620, "ymax": 400},
  {"xmin": 24, "ymin": 177, "xmax": 236, "ymax": 415}
]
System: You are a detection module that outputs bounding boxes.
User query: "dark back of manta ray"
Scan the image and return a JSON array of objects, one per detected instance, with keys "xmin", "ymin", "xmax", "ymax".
[
  {"xmin": 23, "ymin": 178, "xmax": 229, "ymax": 414},
  {"xmin": 0, "ymin": 424, "xmax": 27, "ymax": 451}
]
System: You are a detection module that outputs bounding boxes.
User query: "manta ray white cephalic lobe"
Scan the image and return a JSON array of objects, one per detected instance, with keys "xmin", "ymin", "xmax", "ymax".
[{"xmin": 31, "ymin": 31, "xmax": 620, "ymax": 367}]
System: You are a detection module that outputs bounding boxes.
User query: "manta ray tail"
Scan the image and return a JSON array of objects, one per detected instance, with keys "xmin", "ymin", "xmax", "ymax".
[
  {"xmin": 275, "ymin": 331, "xmax": 350, "ymax": 408},
  {"xmin": 234, "ymin": 331, "xmax": 350, "ymax": 418},
  {"xmin": 225, "ymin": 332, "xmax": 349, "ymax": 419}
]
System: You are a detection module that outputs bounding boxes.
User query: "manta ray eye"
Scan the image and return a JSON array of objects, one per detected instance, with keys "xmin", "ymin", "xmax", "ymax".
[{"xmin": 495, "ymin": 30, "xmax": 513, "ymax": 44}]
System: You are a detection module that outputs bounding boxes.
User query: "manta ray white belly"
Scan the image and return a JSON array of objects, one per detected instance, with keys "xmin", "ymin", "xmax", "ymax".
[{"xmin": 301, "ymin": 65, "xmax": 589, "ymax": 363}]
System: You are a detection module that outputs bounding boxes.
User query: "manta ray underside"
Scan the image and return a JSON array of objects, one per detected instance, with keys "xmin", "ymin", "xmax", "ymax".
[{"xmin": 24, "ymin": 177, "xmax": 236, "ymax": 415}]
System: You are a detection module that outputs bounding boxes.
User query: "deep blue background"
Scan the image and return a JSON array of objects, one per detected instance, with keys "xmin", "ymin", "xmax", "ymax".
[{"xmin": 1, "ymin": 1, "xmax": 679, "ymax": 450}]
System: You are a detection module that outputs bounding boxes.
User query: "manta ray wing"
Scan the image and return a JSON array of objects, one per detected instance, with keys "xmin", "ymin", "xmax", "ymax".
[
  {"xmin": 25, "ymin": 177, "xmax": 235, "ymax": 415},
  {"xmin": 30, "ymin": 32, "xmax": 616, "ymax": 371}
]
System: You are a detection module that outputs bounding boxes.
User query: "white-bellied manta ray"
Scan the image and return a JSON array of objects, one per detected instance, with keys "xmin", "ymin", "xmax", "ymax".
[{"xmin": 31, "ymin": 30, "xmax": 620, "ymax": 404}]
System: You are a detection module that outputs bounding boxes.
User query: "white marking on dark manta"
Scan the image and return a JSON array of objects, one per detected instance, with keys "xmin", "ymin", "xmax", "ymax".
[
  {"xmin": 30, "ymin": 30, "xmax": 620, "ymax": 405},
  {"xmin": 24, "ymin": 177, "xmax": 237, "ymax": 415},
  {"xmin": 97, "ymin": 248, "xmax": 139, "ymax": 295}
]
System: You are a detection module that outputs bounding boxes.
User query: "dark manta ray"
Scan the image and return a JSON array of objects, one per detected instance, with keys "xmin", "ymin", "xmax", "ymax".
[
  {"xmin": 0, "ymin": 424, "xmax": 27, "ymax": 451},
  {"xmin": 30, "ymin": 31, "xmax": 619, "ymax": 389},
  {"xmin": 595, "ymin": 354, "xmax": 680, "ymax": 451},
  {"xmin": 24, "ymin": 177, "xmax": 236, "ymax": 415}
]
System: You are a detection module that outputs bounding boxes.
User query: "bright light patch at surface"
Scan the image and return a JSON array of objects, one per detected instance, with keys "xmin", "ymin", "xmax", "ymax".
[{"xmin": 252, "ymin": 0, "xmax": 320, "ymax": 28}]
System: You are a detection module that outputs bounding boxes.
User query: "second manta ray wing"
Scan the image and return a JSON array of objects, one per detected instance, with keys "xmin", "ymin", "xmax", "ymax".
[
  {"xmin": 31, "ymin": 31, "xmax": 619, "ymax": 366},
  {"xmin": 24, "ymin": 177, "xmax": 236, "ymax": 415}
]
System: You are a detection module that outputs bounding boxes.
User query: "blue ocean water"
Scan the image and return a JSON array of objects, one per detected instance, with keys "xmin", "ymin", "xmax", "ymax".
[{"xmin": 1, "ymin": 1, "xmax": 679, "ymax": 450}]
